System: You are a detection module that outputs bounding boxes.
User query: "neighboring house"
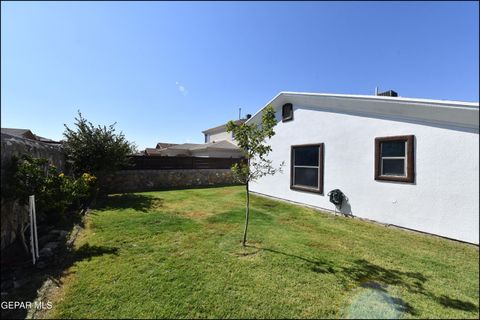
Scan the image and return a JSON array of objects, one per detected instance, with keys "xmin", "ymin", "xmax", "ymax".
[
  {"xmin": 144, "ymin": 148, "xmax": 161, "ymax": 156},
  {"xmin": 149, "ymin": 140, "xmax": 244, "ymax": 158},
  {"xmin": 245, "ymin": 91, "xmax": 479, "ymax": 244},
  {"xmin": 144, "ymin": 119, "xmax": 250, "ymax": 158},
  {"xmin": 144, "ymin": 142, "xmax": 179, "ymax": 156},
  {"xmin": 1, "ymin": 128, "xmax": 62, "ymax": 144},
  {"xmin": 202, "ymin": 118, "xmax": 249, "ymax": 144},
  {"xmin": 156, "ymin": 142, "xmax": 178, "ymax": 149}
]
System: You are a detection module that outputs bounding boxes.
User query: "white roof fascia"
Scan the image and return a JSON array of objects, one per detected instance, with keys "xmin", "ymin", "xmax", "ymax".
[{"xmin": 245, "ymin": 92, "xmax": 479, "ymax": 130}]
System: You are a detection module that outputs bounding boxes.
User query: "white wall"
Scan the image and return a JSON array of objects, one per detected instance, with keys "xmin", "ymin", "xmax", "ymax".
[
  {"xmin": 206, "ymin": 130, "xmax": 233, "ymax": 143},
  {"xmin": 250, "ymin": 105, "xmax": 479, "ymax": 244}
]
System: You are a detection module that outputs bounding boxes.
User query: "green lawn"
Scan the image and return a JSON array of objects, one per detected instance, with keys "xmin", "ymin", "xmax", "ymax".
[{"xmin": 48, "ymin": 186, "xmax": 479, "ymax": 319}]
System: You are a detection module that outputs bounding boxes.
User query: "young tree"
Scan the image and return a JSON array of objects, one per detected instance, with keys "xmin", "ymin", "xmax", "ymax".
[
  {"xmin": 63, "ymin": 111, "xmax": 136, "ymax": 182},
  {"xmin": 226, "ymin": 105, "xmax": 283, "ymax": 246}
]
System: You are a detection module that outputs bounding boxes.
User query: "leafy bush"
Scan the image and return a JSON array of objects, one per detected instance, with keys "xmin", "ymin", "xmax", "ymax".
[
  {"xmin": 5, "ymin": 156, "xmax": 49, "ymax": 202},
  {"xmin": 72, "ymin": 173, "xmax": 97, "ymax": 204},
  {"xmin": 63, "ymin": 111, "xmax": 136, "ymax": 179},
  {"xmin": 6, "ymin": 155, "xmax": 97, "ymax": 222}
]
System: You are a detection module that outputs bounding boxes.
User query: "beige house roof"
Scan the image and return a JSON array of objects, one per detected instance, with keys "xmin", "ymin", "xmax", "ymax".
[
  {"xmin": 144, "ymin": 119, "xmax": 247, "ymax": 157},
  {"xmin": 1, "ymin": 128, "xmax": 62, "ymax": 144},
  {"xmin": 190, "ymin": 140, "xmax": 239, "ymax": 151},
  {"xmin": 1, "ymin": 128, "xmax": 37, "ymax": 140},
  {"xmin": 156, "ymin": 142, "xmax": 178, "ymax": 149},
  {"xmin": 145, "ymin": 140, "xmax": 242, "ymax": 157}
]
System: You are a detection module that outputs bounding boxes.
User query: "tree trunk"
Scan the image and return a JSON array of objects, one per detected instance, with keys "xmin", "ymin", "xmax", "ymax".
[{"xmin": 242, "ymin": 182, "xmax": 250, "ymax": 246}]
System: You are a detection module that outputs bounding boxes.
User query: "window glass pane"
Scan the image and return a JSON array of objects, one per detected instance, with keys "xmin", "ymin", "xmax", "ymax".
[
  {"xmin": 294, "ymin": 147, "xmax": 319, "ymax": 166},
  {"xmin": 382, "ymin": 159, "xmax": 405, "ymax": 176},
  {"xmin": 381, "ymin": 140, "xmax": 405, "ymax": 157},
  {"xmin": 283, "ymin": 104, "xmax": 292, "ymax": 119},
  {"xmin": 294, "ymin": 167, "xmax": 319, "ymax": 188}
]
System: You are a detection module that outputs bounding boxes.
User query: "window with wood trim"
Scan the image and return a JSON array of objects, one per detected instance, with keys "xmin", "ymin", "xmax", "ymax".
[
  {"xmin": 375, "ymin": 135, "xmax": 414, "ymax": 183},
  {"xmin": 282, "ymin": 103, "xmax": 293, "ymax": 122},
  {"xmin": 290, "ymin": 144, "xmax": 324, "ymax": 194}
]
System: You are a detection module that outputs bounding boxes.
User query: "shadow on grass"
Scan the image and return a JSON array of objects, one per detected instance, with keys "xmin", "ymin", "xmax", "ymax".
[
  {"xmin": 0, "ymin": 241, "xmax": 119, "ymax": 320},
  {"xmin": 343, "ymin": 259, "xmax": 426, "ymax": 294},
  {"xmin": 247, "ymin": 245, "xmax": 478, "ymax": 315},
  {"xmin": 94, "ymin": 193, "xmax": 164, "ymax": 212},
  {"xmin": 105, "ymin": 183, "xmax": 243, "ymax": 195},
  {"xmin": 74, "ymin": 243, "xmax": 119, "ymax": 262},
  {"xmin": 435, "ymin": 295, "xmax": 478, "ymax": 312}
]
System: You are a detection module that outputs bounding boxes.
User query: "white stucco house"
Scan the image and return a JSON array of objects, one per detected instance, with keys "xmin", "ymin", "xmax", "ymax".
[
  {"xmin": 202, "ymin": 118, "xmax": 247, "ymax": 144},
  {"xmin": 246, "ymin": 91, "xmax": 479, "ymax": 244}
]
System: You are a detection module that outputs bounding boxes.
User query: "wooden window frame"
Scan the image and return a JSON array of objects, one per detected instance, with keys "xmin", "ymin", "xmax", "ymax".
[
  {"xmin": 375, "ymin": 135, "xmax": 415, "ymax": 183},
  {"xmin": 282, "ymin": 103, "xmax": 293, "ymax": 122},
  {"xmin": 290, "ymin": 143, "xmax": 324, "ymax": 194}
]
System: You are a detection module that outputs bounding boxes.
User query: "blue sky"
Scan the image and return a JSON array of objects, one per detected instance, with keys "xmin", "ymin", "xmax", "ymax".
[{"xmin": 2, "ymin": 1, "xmax": 478, "ymax": 149}]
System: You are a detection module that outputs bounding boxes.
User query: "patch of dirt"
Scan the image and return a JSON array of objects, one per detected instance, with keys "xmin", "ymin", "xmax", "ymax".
[
  {"xmin": 244, "ymin": 240, "xmax": 263, "ymax": 247},
  {"xmin": 150, "ymin": 199, "xmax": 165, "ymax": 211},
  {"xmin": 203, "ymin": 222, "xmax": 234, "ymax": 233},
  {"xmin": 184, "ymin": 210, "xmax": 211, "ymax": 219},
  {"xmin": 234, "ymin": 248, "xmax": 262, "ymax": 260},
  {"xmin": 232, "ymin": 241, "xmax": 264, "ymax": 260},
  {"xmin": 218, "ymin": 188, "xmax": 236, "ymax": 196}
]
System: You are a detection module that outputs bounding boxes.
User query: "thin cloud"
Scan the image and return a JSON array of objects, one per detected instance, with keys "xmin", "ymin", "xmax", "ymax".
[{"xmin": 175, "ymin": 81, "xmax": 188, "ymax": 96}]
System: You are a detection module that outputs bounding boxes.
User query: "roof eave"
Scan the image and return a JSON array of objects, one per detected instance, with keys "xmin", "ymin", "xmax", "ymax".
[
  {"xmin": 246, "ymin": 92, "xmax": 479, "ymax": 130},
  {"xmin": 202, "ymin": 126, "xmax": 226, "ymax": 134}
]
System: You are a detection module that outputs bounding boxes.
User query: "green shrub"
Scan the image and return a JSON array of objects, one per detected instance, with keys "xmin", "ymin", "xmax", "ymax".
[
  {"xmin": 6, "ymin": 155, "xmax": 97, "ymax": 222},
  {"xmin": 72, "ymin": 173, "xmax": 97, "ymax": 205},
  {"xmin": 63, "ymin": 111, "xmax": 136, "ymax": 179}
]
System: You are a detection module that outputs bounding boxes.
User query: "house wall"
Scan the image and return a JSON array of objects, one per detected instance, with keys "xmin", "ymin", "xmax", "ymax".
[
  {"xmin": 206, "ymin": 130, "xmax": 232, "ymax": 143},
  {"xmin": 250, "ymin": 105, "xmax": 479, "ymax": 244}
]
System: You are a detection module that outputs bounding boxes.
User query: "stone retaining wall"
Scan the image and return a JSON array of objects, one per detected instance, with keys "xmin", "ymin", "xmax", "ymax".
[
  {"xmin": 1, "ymin": 133, "xmax": 65, "ymax": 190},
  {"xmin": 1, "ymin": 133, "xmax": 65, "ymax": 249},
  {"xmin": 104, "ymin": 169, "xmax": 240, "ymax": 194}
]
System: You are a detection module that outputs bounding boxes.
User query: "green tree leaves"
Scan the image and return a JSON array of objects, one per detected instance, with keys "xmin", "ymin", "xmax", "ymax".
[
  {"xmin": 226, "ymin": 105, "xmax": 283, "ymax": 184},
  {"xmin": 226, "ymin": 105, "xmax": 284, "ymax": 245},
  {"xmin": 63, "ymin": 111, "xmax": 137, "ymax": 178}
]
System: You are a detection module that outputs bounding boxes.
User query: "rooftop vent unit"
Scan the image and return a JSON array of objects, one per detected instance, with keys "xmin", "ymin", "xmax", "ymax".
[{"xmin": 377, "ymin": 90, "xmax": 398, "ymax": 97}]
